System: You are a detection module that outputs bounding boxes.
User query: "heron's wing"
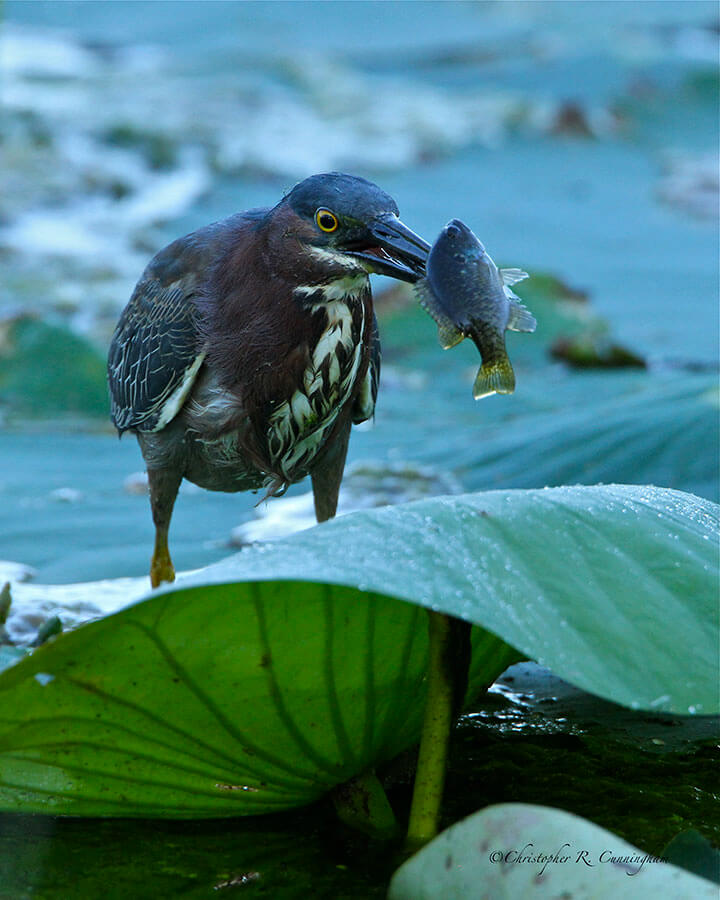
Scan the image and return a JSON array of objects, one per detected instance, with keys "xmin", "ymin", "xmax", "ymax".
[
  {"xmin": 108, "ymin": 263, "xmax": 203, "ymax": 433},
  {"xmin": 352, "ymin": 311, "xmax": 381, "ymax": 424},
  {"xmin": 108, "ymin": 212, "xmax": 267, "ymax": 434}
]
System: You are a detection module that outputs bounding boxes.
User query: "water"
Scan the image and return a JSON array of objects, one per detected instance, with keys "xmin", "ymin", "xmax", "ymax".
[
  {"xmin": 1, "ymin": 0, "xmax": 718, "ymax": 576},
  {"xmin": 3, "ymin": 0, "xmax": 718, "ymax": 356}
]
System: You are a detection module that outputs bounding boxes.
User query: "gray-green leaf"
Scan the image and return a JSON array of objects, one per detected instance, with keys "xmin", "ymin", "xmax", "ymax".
[{"xmin": 388, "ymin": 803, "xmax": 719, "ymax": 899}]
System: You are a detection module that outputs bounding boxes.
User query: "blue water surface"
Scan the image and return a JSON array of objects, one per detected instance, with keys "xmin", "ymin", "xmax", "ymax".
[{"xmin": 3, "ymin": 0, "xmax": 718, "ymax": 581}]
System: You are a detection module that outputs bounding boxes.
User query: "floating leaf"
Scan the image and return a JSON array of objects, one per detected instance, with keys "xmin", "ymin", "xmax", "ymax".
[
  {"xmin": 388, "ymin": 803, "xmax": 719, "ymax": 899},
  {"xmin": 0, "ymin": 316, "xmax": 107, "ymax": 418},
  {"xmin": 374, "ymin": 372, "xmax": 719, "ymax": 503},
  {"xmin": 662, "ymin": 830, "xmax": 720, "ymax": 885},
  {"xmin": 451, "ymin": 376, "xmax": 720, "ymax": 502}
]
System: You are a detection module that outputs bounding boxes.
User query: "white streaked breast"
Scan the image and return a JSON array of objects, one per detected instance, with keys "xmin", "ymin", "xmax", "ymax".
[{"xmin": 266, "ymin": 296, "xmax": 366, "ymax": 481}]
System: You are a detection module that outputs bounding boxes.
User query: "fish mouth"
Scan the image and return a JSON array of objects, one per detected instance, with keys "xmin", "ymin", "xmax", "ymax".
[
  {"xmin": 442, "ymin": 218, "xmax": 469, "ymax": 238},
  {"xmin": 343, "ymin": 214, "xmax": 430, "ymax": 283},
  {"xmin": 441, "ymin": 218, "xmax": 482, "ymax": 246}
]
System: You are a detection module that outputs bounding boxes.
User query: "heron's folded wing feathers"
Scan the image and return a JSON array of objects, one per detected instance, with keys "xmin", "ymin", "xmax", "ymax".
[
  {"xmin": 108, "ymin": 267, "xmax": 203, "ymax": 433},
  {"xmin": 352, "ymin": 311, "xmax": 381, "ymax": 424}
]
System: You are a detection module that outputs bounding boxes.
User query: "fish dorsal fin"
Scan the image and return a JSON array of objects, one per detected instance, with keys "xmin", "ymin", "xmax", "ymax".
[
  {"xmin": 414, "ymin": 280, "xmax": 444, "ymax": 323},
  {"xmin": 414, "ymin": 281, "xmax": 464, "ymax": 349},
  {"xmin": 507, "ymin": 299, "xmax": 537, "ymax": 333},
  {"xmin": 501, "ymin": 268, "xmax": 529, "ymax": 287}
]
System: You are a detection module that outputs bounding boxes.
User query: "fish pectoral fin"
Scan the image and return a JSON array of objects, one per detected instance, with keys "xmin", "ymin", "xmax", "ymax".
[
  {"xmin": 507, "ymin": 299, "xmax": 537, "ymax": 333},
  {"xmin": 501, "ymin": 267, "xmax": 529, "ymax": 286},
  {"xmin": 438, "ymin": 323, "xmax": 464, "ymax": 349},
  {"xmin": 473, "ymin": 357, "xmax": 515, "ymax": 399},
  {"xmin": 414, "ymin": 281, "xmax": 465, "ymax": 349}
]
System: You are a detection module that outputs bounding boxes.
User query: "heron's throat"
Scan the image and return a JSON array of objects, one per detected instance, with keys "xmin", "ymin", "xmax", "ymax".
[
  {"xmin": 293, "ymin": 272, "xmax": 369, "ymax": 308},
  {"xmin": 304, "ymin": 244, "xmax": 369, "ymax": 278}
]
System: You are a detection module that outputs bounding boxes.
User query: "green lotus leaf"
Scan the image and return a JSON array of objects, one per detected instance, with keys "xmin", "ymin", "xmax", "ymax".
[
  {"xmin": 173, "ymin": 483, "xmax": 719, "ymax": 716},
  {"xmin": 0, "ymin": 484, "xmax": 715, "ymax": 816},
  {"xmin": 0, "ymin": 583, "xmax": 515, "ymax": 816}
]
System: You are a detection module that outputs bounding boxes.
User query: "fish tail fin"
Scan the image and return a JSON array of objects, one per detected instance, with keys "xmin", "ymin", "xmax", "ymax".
[
  {"xmin": 507, "ymin": 299, "xmax": 537, "ymax": 333},
  {"xmin": 473, "ymin": 356, "xmax": 515, "ymax": 399}
]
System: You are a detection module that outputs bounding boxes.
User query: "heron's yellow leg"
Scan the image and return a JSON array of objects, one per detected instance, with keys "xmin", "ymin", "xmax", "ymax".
[
  {"xmin": 150, "ymin": 527, "xmax": 175, "ymax": 588},
  {"xmin": 146, "ymin": 466, "xmax": 182, "ymax": 589}
]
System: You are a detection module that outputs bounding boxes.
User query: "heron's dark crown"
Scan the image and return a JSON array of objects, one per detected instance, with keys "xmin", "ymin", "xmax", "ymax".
[{"xmin": 282, "ymin": 173, "xmax": 400, "ymax": 223}]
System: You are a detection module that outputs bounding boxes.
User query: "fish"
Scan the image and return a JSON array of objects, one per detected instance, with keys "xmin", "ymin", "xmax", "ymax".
[{"xmin": 415, "ymin": 219, "xmax": 536, "ymax": 399}]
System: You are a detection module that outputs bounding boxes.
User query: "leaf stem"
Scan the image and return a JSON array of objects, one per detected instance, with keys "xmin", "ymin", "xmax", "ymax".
[{"xmin": 405, "ymin": 610, "xmax": 459, "ymax": 852}]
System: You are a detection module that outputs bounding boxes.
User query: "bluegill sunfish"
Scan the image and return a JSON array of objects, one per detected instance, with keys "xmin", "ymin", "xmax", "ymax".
[{"xmin": 415, "ymin": 219, "xmax": 536, "ymax": 398}]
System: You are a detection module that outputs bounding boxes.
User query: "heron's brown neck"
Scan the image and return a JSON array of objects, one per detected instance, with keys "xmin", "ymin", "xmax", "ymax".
[{"xmin": 199, "ymin": 211, "xmax": 371, "ymax": 409}]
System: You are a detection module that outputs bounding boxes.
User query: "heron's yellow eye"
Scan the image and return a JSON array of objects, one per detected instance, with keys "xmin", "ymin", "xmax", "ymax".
[{"xmin": 315, "ymin": 208, "xmax": 339, "ymax": 233}]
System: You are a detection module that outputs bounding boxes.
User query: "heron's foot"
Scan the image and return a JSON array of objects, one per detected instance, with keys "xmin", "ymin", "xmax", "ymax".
[{"xmin": 150, "ymin": 551, "xmax": 175, "ymax": 588}]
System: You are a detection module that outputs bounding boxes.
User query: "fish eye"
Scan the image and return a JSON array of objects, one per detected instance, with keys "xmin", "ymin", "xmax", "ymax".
[{"xmin": 315, "ymin": 208, "xmax": 339, "ymax": 233}]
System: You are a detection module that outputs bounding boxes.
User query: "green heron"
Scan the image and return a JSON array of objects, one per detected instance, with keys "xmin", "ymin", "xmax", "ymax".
[{"xmin": 108, "ymin": 173, "xmax": 430, "ymax": 587}]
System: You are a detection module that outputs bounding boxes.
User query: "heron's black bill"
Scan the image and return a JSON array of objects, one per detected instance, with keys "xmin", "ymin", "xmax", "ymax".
[{"xmin": 346, "ymin": 214, "xmax": 430, "ymax": 283}]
